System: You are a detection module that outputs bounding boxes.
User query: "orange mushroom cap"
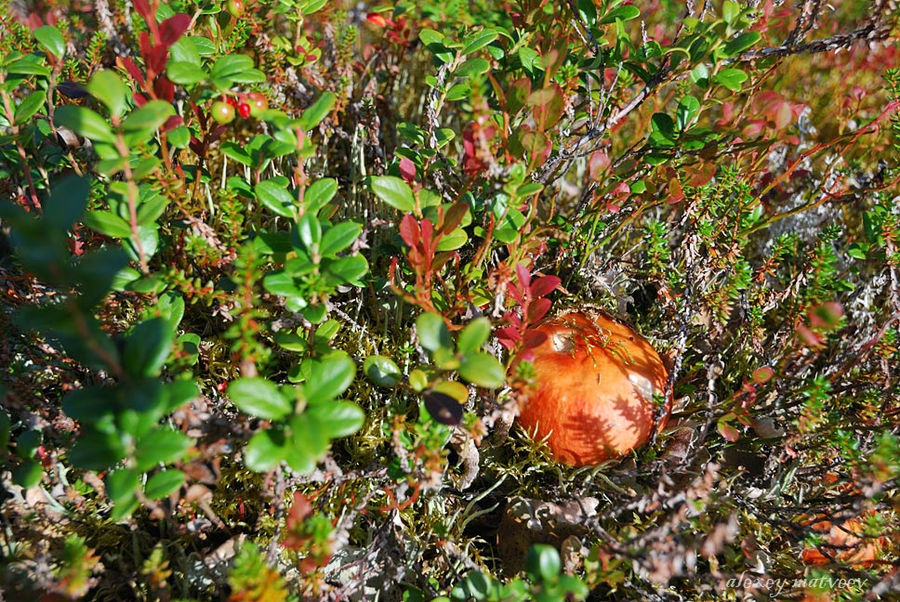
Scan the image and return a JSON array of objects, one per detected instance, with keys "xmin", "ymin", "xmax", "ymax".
[
  {"xmin": 517, "ymin": 311, "xmax": 671, "ymax": 466},
  {"xmin": 799, "ymin": 511, "xmax": 886, "ymax": 568}
]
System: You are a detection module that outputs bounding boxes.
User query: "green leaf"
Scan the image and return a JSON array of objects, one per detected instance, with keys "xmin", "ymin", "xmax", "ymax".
[
  {"xmin": 675, "ymin": 95, "xmax": 700, "ymax": 131},
  {"xmin": 6, "ymin": 55, "xmax": 50, "ymax": 77},
  {"xmin": 0, "ymin": 412, "xmax": 9, "ymax": 450},
  {"xmin": 284, "ymin": 413, "xmax": 329, "ymax": 473},
  {"xmin": 167, "ymin": 61, "xmax": 207, "ymax": 85},
  {"xmin": 299, "ymin": 92, "xmax": 335, "ymax": 130},
  {"xmin": 419, "ymin": 29, "xmax": 445, "ymax": 47},
  {"xmin": 68, "ymin": 429, "xmax": 126, "ymax": 470},
  {"xmin": 577, "ymin": 0, "xmax": 597, "ymax": 25},
  {"xmin": 601, "ymin": 5, "xmax": 640, "ymax": 23},
  {"xmin": 169, "ymin": 37, "xmax": 201, "ymax": 65},
  {"xmin": 434, "ymin": 128, "xmax": 455, "ymax": 148},
  {"xmin": 222, "ymin": 142, "xmax": 253, "ymax": 166},
  {"xmin": 297, "ymin": 213, "xmax": 322, "ymax": 250},
  {"xmin": 263, "ymin": 272, "xmax": 300, "ymax": 298},
  {"xmin": 435, "ymin": 228, "xmax": 467, "ymax": 252},
  {"xmin": 526, "ymin": 544, "xmax": 561, "ymax": 582},
  {"xmin": 244, "ymin": 428, "xmax": 287, "ymax": 471},
  {"xmin": 123, "ymin": 317, "xmax": 175, "ymax": 378},
  {"xmin": 320, "ymin": 222, "xmax": 362, "ymax": 257},
  {"xmin": 106, "ymin": 468, "xmax": 139, "ymax": 504},
  {"xmin": 724, "ymin": 31, "xmax": 761, "ymax": 56},
  {"xmin": 307, "ymin": 400, "xmax": 365, "ymax": 438},
  {"xmin": 122, "ymin": 100, "xmax": 175, "ymax": 131},
  {"xmin": 228, "ymin": 377, "xmax": 292, "ymax": 421},
  {"xmin": 168, "ymin": 124, "xmax": 190, "ymax": 148},
  {"xmin": 15, "ymin": 430, "xmax": 41, "ymax": 459},
  {"xmin": 371, "ymin": 176, "xmax": 415, "ymax": 212},
  {"xmin": 210, "ymin": 54, "xmax": 256, "ymax": 89},
  {"xmin": 144, "ymin": 469, "xmax": 185, "ymax": 499},
  {"xmin": 12, "ymin": 459, "xmax": 42, "ymax": 488},
  {"xmin": 163, "ymin": 379, "xmax": 199, "ymax": 413},
  {"xmin": 715, "ymin": 68, "xmax": 748, "ymax": 92},
  {"xmin": 305, "ymin": 178, "xmax": 338, "ymax": 214},
  {"xmin": 44, "ymin": 174, "xmax": 88, "ymax": 231},
  {"xmin": 457, "ymin": 318, "xmax": 491, "ymax": 353},
  {"xmin": 363, "ymin": 355, "xmax": 402, "ymax": 387},
  {"xmin": 134, "ymin": 428, "xmax": 190, "ymax": 472},
  {"xmin": 87, "ymin": 70, "xmax": 128, "ymax": 117},
  {"xmin": 456, "ymin": 58, "xmax": 490, "ymax": 77},
  {"xmin": 458, "ymin": 352, "xmax": 506, "ymax": 388},
  {"xmin": 14, "ymin": 90, "xmax": 45, "ymax": 124},
  {"xmin": 324, "ymin": 254, "xmax": 368, "ymax": 285},
  {"xmin": 84, "ymin": 209, "xmax": 131, "ymax": 237},
  {"xmin": 34, "ymin": 25, "xmax": 65, "ymax": 58},
  {"xmin": 54, "ymin": 105, "xmax": 116, "ymax": 144},
  {"xmin": 462, "ymin": 29, "xmax": 498, "ymax": 54},
  {"xmin": 722, "ymin": 0, "xmax": 741, "ymax": 25},
  {"xmin": 255, "ymin": 179, "xmax": 295, "ymax": 217},
  {"xmin": 303, "ymin": 353, "xmax": 356, "ymax": 405},
  {"xmin": 517, "ymin": 46, "xmax": 539, "ymax": 74},
  {"xmin": 446, "ymin": 82, "xmax": 470, "ymax": 101},
  {"xmin": 74, "ymin": 247, "xmax": 129, "ymax": 308},
  {"xmin": 649, "ymin": 112, "xmax": 677, "ymax": 147},
  {"xmin": 416, "ymin": 312, "xmax": 452, "ymax": 353}
]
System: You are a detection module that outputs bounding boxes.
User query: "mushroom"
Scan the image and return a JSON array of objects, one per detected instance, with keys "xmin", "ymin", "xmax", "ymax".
[
  {"xmin": 517, "ymin": 311, "xmax": 671, "ymax": 466},
  {"xmin": 800, "ymin": 511, "xmax": 887, "ymax": 568}
]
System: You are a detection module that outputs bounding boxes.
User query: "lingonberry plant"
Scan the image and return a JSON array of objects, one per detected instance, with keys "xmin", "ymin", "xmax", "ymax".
[{"xmin": 0, "ymin": 0, "xmax": 898, "ymax": 599}]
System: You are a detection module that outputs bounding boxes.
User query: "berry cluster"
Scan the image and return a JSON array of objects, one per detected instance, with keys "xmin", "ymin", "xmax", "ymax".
[{"xmin": 210, "ymin": 92, "xmax": 267, "ymax": 125}]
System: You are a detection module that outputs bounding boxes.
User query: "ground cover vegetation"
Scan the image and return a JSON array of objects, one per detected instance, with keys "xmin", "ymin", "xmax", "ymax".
[{"xmin": 0, "ymin": 0, "xmax": 898, "ymax": 599}]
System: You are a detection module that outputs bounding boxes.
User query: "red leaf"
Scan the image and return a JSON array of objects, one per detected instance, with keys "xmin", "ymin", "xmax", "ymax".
[
  {"xmin": 139, "ymin": 32, "xmax": 153, "ymax": 63},
  {"xmin": 772, "ymin": 101, "xmax": 793, "ymax": 130},
  {"xmin": 154, "ymin": 76, "xmax": 174, "ymax": 101},
  {"xmin": 529, "ymin": 275, "xmax": 561, "ymax": 299},
  {"xmin": 161, "ymin": 114, "xmax": 182, "ymax": 133},
  {"xmin": 496, "ymin": 326, "xmax": 521, "ymax": 349},
  {"xmin": 503, "ymin": 312, "xmax": 522, "ymax": 329},
  {"xmin": 399, "ymin": 156, "xmax": 416, "ymax": 184},
  {"xmin": 515, "ymin": 263, "xmax": 531, "ymax": 289},
  {"xmin": 507, "ymin": 280, "xmax": 524, "ymax": 306},
  {"xmin": 588, "ymin": 150, "xmax": 610, "ymax": 180},
  {"xmin": 742, "ymin": 120, "xmax": 766, "ymax": 138},
  {"xmin": 399, "ymin": 214, "xmax": 420, "ymax": 248},
  {"xmin": 134, "ymin": 0, "xmax": 152, "ymax": 20},
  {"xmin": 795, "ymin": 323, "xmax": 824, "ymax": 348},
  {"xmin": 366, "ymin": 13, "xmax": 387, "ymax": 27},
  {"xmin": 718, "ymin": 421, "xmax": 741, "ymax": 442},
  {"xmin": 432, "ymin": 250, "xmax": 456, "ymax": 272},
  {"xmin": 522, "ymin": 330, "xmax": 548, "ymax": 348},
  {"xmin": 667, "ymin": 178, "xmax": 684, "ymax": 204},
  {"xmin": 146, "ymin": 44, "xmax": 168, "ymax": 75},
  {"xmin": 441, "ymin": 201, "xmax": 468, "ymax": 234},
  {"xmin": 689, "ymin": 162, "xmax": 716, "ymax": 187},
  {"xmin": 118, "ymin": 56, "xmax": 145, "ymax": 85},
  {"xmin": 809, "ymin": 302, "xmax": 843, "ymax": 328},
  {"xmin": 752, "ymin": 366, "xmax": 774, "ymax": 384},
  {"xmin": 527, "ymin": 298, "xmax": 551, "ymax": 323},
  {"xmin": 613, "ymin": 182, "xmax": 630, "ymax": 198},
  {"xmin": 517, "ymin": 349, "xmax": 535, "ymax": 362},
  {"xmin": 420, "ymin": 218, "xmax": 434, "ymax": 259},
  {"xmin": 160, "ymin": 14, "xmax": 191, "ymax": 47}
]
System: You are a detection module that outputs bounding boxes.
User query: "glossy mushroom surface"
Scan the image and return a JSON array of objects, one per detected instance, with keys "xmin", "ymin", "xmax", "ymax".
[{"xmin": 517, "ymin": 311, "xmax": 671, "ymax": 466}]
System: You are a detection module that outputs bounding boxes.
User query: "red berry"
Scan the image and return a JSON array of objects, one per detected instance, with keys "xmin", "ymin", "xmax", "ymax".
[
  {"xmin": 247, "ymin": 92, "xmax": 268, "ymax": 117},
  {"xmin": 211, "ymin": 101, "xmax": 235, "ymax": 124},
  {"xmin": 237, "ymin": 103, "xmax": 251, "ymax": 118},
  {"xmin": 226, "ymin": 96, "xmax": 238, "ymax": 107}
]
